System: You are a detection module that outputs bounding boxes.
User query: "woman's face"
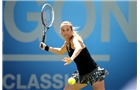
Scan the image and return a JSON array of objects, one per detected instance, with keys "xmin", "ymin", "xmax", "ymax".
[{"xmin": 60, "ymin": 25, "xmax": 73, "ymax": 39}]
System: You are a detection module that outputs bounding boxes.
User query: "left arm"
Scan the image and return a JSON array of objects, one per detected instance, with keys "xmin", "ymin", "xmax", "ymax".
[
  {"xmin": 63, "ymin": 37, "xmax": 85, "ymax": 65},
  {"xmin": 70, "ymin": 37, "xmax": 83, "ymax": 60}
]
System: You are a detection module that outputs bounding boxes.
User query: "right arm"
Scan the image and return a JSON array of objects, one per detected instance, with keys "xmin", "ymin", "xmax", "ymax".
[{"xmin": 40, "ymin": 42, "xmax": 67, "ymax": 55}]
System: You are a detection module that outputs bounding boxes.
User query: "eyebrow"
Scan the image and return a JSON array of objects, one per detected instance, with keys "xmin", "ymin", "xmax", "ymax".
[{"xmin": 61, "ymin": 28, "xmax": 70, "ymax": 30}]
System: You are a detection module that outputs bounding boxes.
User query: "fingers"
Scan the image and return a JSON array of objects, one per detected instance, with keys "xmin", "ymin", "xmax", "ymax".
[
  {"xmin": 39, "ymin": 42, "xmax": 46, "ymax": 50},
  {"xmin": 64, "ymin": 62, "xmax": 69, "ymax": 66},
  {"xmin": 62, "ymin": 57, "xmax": 69, "ymax": 62},
  {"xmin": 62, "ymin": 57, "xmax": 72, "ymax": 66},
  {"xmin": 62, "ymin": 57, "xmax": 67, "ymax": 63},
  {"xmin": 62, "ymin": 59, "xmax": 67, "ymax": 62},
  {"xmin": 62, "ymin": 57, "xmax": 68, "ymax": 66}
]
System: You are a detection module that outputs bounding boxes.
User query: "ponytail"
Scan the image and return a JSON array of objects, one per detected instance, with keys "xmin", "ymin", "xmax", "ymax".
[{"xmin": 70, "ymin": 26, "xmax": 83, "ymax": 42}]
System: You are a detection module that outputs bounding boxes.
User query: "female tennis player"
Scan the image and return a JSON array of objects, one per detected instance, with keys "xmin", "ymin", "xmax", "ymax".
[{"xmin": 39, "ymin": 21, "xmax": 109, "ymax": 90}]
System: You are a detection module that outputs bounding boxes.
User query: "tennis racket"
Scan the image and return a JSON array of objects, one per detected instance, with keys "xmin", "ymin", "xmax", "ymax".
[{"xmin": 41, "ymin": 3, "xmax": 54, "ymax": 43}]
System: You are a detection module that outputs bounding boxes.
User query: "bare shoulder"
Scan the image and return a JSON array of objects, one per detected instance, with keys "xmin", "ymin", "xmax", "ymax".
[
  {"xmin": 70, "ymin": 36, "xmax": 83, "ymax": 43},
  {"xmin": 70, "ymin": 36, "xmax": 85, "ymax": 48},
  {"xmin": 59, "ymin": 41, "xmax": 67, "ymax": 53},
  {"xmin": 70, "ymin": 36, "xmax": 77, "ymax": 43},
  {"xmin": 63, "ymin": 41, "xmax": 67, "ymax": 47}
]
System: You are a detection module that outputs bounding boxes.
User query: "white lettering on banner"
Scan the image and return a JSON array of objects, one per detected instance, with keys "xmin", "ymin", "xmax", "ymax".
[
  {"xmin": 64, "ymin": 74, "xmax": 69, "ymax": 86},
  {"xmin": 4, "ymin": 1, "xmax": 136, "ymax": 42},
  {"xmin": 3, "ymin": 74, "xmax": 15, "ymax": 89},
  {"xmin": 52, "ymin": 74, "xmax": 63, "ymax": 89},
  {"xmin": 27, "ymin": 74, "xmax": 40, "ymax": 89},
  {"xmin": 3, "ymin": 74, "xmax": 69, "ymax": 90},
  {"xmin": 40, "ymin": 74, "xmax": 51, "ymax": 89},
  {"xmin": 17, "ymin": 74, "xmax": 26, "ymax": 89},
  {"xmin": 102, "ymin": 1, "xmax": 136, "ymax": 42},
  {"xmin": 4, "ymin": 1, "xmax": 45, "ymax": 42}
]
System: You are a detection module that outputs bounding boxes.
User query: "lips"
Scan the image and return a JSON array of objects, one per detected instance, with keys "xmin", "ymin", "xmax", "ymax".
[{"xmin": 64, "ymin": 35, "xmax": 68, "ymax": 36}]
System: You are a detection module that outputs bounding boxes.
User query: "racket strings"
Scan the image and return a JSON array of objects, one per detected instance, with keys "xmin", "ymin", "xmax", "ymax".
[{"xmin": 43, "ymin": 6, "xmax": 53, "ymax": 27}]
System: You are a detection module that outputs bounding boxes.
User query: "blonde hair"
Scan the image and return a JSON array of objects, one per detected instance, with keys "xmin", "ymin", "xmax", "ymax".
[{"xmin": 60, "ymin": 21, "xmax": 83, "ymax": 42}]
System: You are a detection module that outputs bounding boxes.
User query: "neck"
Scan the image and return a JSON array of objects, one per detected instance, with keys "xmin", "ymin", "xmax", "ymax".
[
  {"xmin": 65, "ymin": 35, "xmax": 73, "ymax": 44},
  {"xmin": 65, "ymin": 39, "xmax": 70, "ymax": 44}
]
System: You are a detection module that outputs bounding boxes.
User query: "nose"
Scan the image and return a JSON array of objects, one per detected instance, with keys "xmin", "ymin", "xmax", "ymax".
[{"xmin": 64, "ymin": 31, "xmax": 68, "ymax": 34}]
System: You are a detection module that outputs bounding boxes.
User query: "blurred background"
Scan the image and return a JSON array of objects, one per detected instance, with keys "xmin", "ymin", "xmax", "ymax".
[{"xmin": 3, "ymin": 0, "xmax": 137, "ymax": 90}]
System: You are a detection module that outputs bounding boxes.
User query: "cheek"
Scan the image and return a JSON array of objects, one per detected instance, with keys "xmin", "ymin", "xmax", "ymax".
[{"xmin": 69, "ymin": 31, "xmax": 73, "ymax": 35}]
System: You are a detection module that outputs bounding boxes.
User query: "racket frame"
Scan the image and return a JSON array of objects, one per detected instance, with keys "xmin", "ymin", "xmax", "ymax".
[{"xmin": 41, "ymin": 3, "xmax": 54, "ymax": 42}]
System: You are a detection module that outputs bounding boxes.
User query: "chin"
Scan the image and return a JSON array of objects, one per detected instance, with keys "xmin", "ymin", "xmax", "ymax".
[{"xmin": 64, "ymin": 36, "xmax": 69, "ymax": 38}]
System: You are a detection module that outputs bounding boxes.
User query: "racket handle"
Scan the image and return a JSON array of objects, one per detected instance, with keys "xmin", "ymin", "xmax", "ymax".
[
  {"xmin": 40, "ymin": 35, "xmax": 45, "ymax": 49},
  {"xmin": 42, "ymin": 34, "xmax": 45, "ymax": 42}
]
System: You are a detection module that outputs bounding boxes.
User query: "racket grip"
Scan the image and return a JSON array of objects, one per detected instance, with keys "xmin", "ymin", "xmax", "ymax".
[{"xmin": 42, "ymin": 34, "xmax": 45, "ymax": 42}]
